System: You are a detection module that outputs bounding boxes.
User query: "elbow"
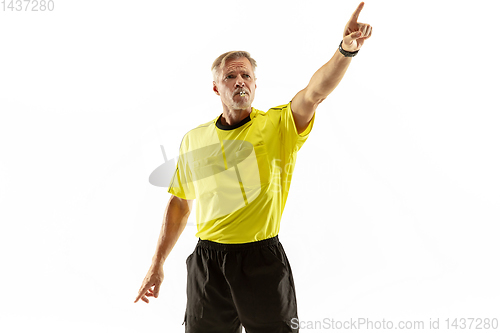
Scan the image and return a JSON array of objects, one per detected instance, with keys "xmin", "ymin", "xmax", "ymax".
[{"xmin": 305, "ymin": 87, "xmax": 327, "ymax": 106}]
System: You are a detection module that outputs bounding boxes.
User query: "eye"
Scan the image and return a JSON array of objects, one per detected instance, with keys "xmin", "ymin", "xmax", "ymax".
[{"xmin": 244, "ymin": 74, "xmax": 251, "ymax": 78}]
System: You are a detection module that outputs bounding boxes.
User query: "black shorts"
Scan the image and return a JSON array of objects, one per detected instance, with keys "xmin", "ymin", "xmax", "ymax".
[{"xmin": 183, "ymin": 235, "xmax": 299, "ymax": 333}]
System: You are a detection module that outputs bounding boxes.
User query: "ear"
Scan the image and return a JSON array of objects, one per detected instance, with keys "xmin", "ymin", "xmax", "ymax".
[{"xmin": 213, "ymin": 81, "xmax": 220, "ymax": 96}]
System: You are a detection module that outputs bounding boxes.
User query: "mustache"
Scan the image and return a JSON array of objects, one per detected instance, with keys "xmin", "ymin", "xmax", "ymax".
[{"xmin": 233, "ymin": 89, "xmax": 249, "ymax": 96}]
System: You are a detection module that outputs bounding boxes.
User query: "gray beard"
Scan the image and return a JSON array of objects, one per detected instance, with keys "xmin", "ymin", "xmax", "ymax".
[{"xmin": 229, "ymin": 94, "xmax": 251, "ymax": 110}]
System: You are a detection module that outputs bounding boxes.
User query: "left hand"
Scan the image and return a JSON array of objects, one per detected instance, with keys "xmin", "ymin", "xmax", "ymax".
[{"xmin": 342, "ymin": 2, "xmax": 372, "ymax": 52}]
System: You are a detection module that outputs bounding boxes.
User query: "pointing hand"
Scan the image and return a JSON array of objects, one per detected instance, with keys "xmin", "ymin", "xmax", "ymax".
[
  {"xmin": 342, "ymin": 2, "xmax": 372, "ymax": 52},
  {"xmin": 134, "ymin": 265, "xmax": 164, "ymax": 304}
]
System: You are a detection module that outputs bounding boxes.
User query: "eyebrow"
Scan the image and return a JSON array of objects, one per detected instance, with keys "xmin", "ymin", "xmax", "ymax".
[{"xmin": 225, "ymin": 70, "xmax": 250, "ymax": 76}]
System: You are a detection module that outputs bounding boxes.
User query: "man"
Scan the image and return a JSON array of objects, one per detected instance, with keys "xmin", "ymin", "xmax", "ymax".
[{"xmin": 135, "ymin": 2, "xmax": 372, "ymax": 332}]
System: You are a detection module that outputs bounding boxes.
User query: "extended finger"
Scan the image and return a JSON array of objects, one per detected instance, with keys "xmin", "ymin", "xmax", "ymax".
[
  {"xmin": 134, "ymin": 284, "xmax": 151, "ymax": 303},
  {"xmin": 134, "ymin": 291, "xmax": 146, "ymax": 303},
  {"xmin": 350, "ymin": 2, "xmax": 365, "ymax": 23}
]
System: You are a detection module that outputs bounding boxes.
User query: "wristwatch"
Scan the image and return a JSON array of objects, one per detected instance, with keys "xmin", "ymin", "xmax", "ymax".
[{"xmin": 339, "ymin": 40, "xmax": 359, "ymax": 57}]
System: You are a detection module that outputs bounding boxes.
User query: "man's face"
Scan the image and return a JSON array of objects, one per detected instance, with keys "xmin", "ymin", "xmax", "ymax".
[{"xmin": 213, "ymin": 57, "xmax": 257, "ymax": 111}]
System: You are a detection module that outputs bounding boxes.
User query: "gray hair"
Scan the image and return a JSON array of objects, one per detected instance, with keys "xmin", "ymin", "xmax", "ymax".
[{"xmin": 211, "ymin": 51, "xmax": 257, "ymax": 83}]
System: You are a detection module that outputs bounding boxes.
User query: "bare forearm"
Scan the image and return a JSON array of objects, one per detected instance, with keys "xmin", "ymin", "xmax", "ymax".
[
  {"xmin": 306, "ymin": 48, "xmax": 353, "ymax": 102},
  {"xmin": 151, "ymin": 196, "xmax": 190, "ymax": 268}
]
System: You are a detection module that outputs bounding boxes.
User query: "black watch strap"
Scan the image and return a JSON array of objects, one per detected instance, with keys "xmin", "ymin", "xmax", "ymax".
[{"xmin": 339, "ymin": 40, "xmax": 359, "ymax": 57}]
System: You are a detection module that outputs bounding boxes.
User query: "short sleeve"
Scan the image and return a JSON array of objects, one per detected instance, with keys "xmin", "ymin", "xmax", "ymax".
[
  {"xmin": 167, "ymin": 134, "xmax": 197, "ymax": 200},
  {"xmin": 280, "ymin": 101, "xmax": 315, "ymax": 153}
]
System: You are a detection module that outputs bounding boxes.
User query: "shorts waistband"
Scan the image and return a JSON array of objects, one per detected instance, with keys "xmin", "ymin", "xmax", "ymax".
[{"xmin": 196, "ymin": 235, "xmax": 279, "ymax": 251}]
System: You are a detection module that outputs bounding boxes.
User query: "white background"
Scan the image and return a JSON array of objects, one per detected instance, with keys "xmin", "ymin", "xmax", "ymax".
[{"xmin": 1, "ymin": 0, "xmax": 499, "ymax": 332}]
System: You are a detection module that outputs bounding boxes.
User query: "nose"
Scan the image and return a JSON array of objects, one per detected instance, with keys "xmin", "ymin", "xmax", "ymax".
[{"xmin": 235, "ymin": 74, "xmax": 245, "ymax": 88}]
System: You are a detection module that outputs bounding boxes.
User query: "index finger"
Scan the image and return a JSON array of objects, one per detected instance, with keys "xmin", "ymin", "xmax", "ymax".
[
  {"xmin": 350, "ymin": 2, "xmax": 365, "ymax": 23},
  {"xmin": 134, "ymin": 292, "xmax": 144, "ymax": 303},
  {"xmin": 134, "ymin": 284, "xmax": 151, "ymax": 303}
]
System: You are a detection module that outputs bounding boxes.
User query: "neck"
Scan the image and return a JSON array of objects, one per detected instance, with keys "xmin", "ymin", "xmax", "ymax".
[{"xmin": 220, "ymin": 104, "xmax": 252, "ymax": 126}]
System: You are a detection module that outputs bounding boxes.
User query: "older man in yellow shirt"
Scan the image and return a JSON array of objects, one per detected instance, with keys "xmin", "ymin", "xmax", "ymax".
[{"xmin": 135, "ymin": 3, "xmax": 372, "ymax": 332}]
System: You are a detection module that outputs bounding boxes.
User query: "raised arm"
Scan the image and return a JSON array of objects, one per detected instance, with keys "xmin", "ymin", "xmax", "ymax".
[
  {"xmin": 134, "ymin": 194, "xmax": 193, "ymax": 303},
  {"xmin": 290, "ymin": 2, "xmax": 372, "ymax": 134}
]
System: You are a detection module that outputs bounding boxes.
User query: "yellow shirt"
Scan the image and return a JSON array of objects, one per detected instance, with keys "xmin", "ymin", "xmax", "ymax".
[{"xmin": 167, "ymin": 101, "xmax": 315, "ymax": 243}]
